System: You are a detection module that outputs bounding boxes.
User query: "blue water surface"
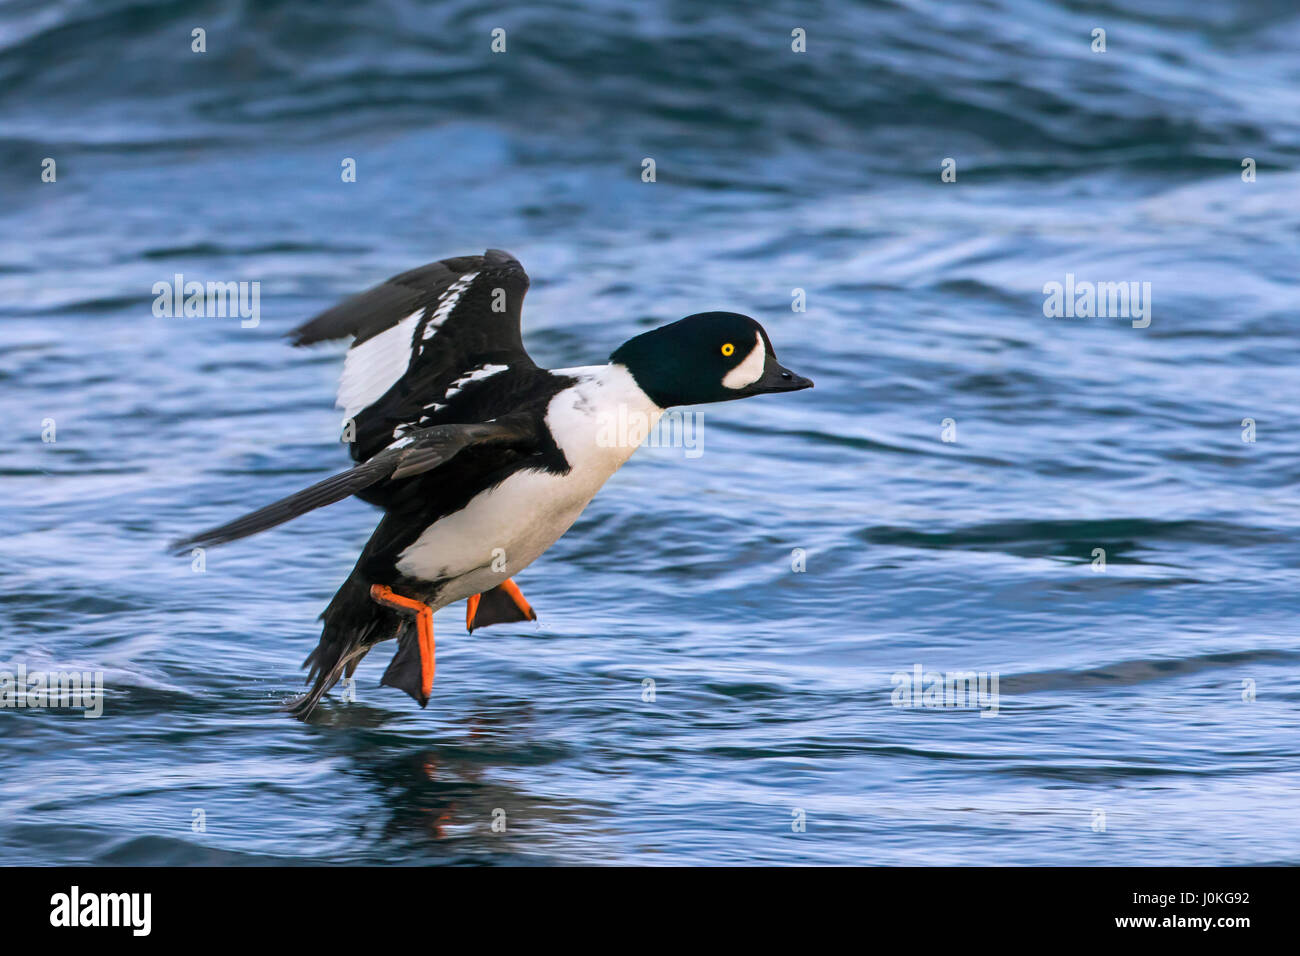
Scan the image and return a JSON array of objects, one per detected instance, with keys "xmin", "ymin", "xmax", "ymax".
[{"xmin": 1, "ymin": 0, "xmax": 1298, "ymax": 865}]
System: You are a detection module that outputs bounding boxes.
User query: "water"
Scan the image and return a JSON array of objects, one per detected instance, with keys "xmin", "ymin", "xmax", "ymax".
[{"xmin": 2, "ymin": 0, "xmax": 1298, "ymax": 865}]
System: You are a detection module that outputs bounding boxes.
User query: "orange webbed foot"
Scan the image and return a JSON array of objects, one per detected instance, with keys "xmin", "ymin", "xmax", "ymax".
[
  {"xmin": 466, "ymin": 578, "xmax": 537, "ymax": 632},
  {"xmin": 371, "ymin": 584, "xmax": 435, "ymax": 701}
]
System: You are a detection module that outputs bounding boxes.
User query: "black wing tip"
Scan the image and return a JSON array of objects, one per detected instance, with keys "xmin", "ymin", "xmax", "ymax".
[
  {"xmin": 168, "ymin": 533, "xmax": 215, "ymax": 555},
  {"xmin": 483, "ymin": 248, "xmax": 527, "ymax": 282},
  {"xmin": 287, "ymin": 307, "xmax": 356, "ymax": 347}
]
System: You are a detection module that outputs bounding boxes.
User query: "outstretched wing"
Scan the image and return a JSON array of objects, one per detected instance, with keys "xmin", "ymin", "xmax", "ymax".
[
  {"xmin": 170, "ymin": 418, "xmax": 538, "ymax": 552},
  {"xmin": 290, "ymin": 249, "xmax": 539, "ymax": 462}
]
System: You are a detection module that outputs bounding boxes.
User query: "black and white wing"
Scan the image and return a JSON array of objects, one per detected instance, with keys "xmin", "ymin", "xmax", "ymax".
[{"xmin": 290, "ymin": 249, "xmax": 545, "ymax": 462}]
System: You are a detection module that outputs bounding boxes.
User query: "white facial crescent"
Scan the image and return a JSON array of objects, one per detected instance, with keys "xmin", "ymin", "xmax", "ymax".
[{"xmin": 721, "ymin": 331, "xmax": 765, "ymax": 390}]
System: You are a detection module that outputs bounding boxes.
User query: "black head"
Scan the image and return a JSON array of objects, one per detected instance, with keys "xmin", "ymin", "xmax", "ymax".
[{"xmin": 609, "ymin": 311, "xmax": 814, "ymax": 408}]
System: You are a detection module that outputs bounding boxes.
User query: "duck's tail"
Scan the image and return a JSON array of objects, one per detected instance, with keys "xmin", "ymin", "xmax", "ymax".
[{"xmin": 285, "ymin": 567, "xmax": 404, "ymax": 720}]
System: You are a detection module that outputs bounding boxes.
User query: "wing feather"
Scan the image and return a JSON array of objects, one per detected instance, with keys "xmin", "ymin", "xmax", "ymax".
[{"xmin": 170, "ymin": 418, "xmax": 536, "ymax": 552}]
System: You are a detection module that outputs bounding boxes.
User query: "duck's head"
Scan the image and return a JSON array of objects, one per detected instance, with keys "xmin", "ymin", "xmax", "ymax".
[{"xmin": 610, "ymin": 311, "xmax": 814, "ymax": 408}]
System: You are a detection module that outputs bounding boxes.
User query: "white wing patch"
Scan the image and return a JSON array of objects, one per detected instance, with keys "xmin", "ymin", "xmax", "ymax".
[
  {"xmin": 337, "ymin": 308, "xmax": 424, "ymax": 421},
  {"xmin": 445, "ymin": 362, "xmax": 510, "ymax": 398},
  {"xmin": 421, "ymin": 271, "xmax": 479, "ymax": 341},
  {"xmin": 721, "ymin": 331, "xmax": 765, "ymax": 389},
  {"xmin": 420, "ymin": 362, "xmax": 512, "ymax": 418}
]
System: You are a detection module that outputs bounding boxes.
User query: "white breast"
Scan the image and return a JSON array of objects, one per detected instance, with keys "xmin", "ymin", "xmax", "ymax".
[{"xmin": 394, "ymin": 364, "xmax": 663, "ymax": 605}]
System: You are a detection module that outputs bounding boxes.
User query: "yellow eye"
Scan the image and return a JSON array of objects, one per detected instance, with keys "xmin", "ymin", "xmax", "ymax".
[{"xmin": 721, "ymin": 343, "xmax": 735, "ymax": 357}]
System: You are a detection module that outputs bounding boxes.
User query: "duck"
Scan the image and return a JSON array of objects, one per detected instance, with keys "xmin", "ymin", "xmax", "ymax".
[{"xmin": 173, "ymin": 249, "xmax": 813, "ymax": 718}]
